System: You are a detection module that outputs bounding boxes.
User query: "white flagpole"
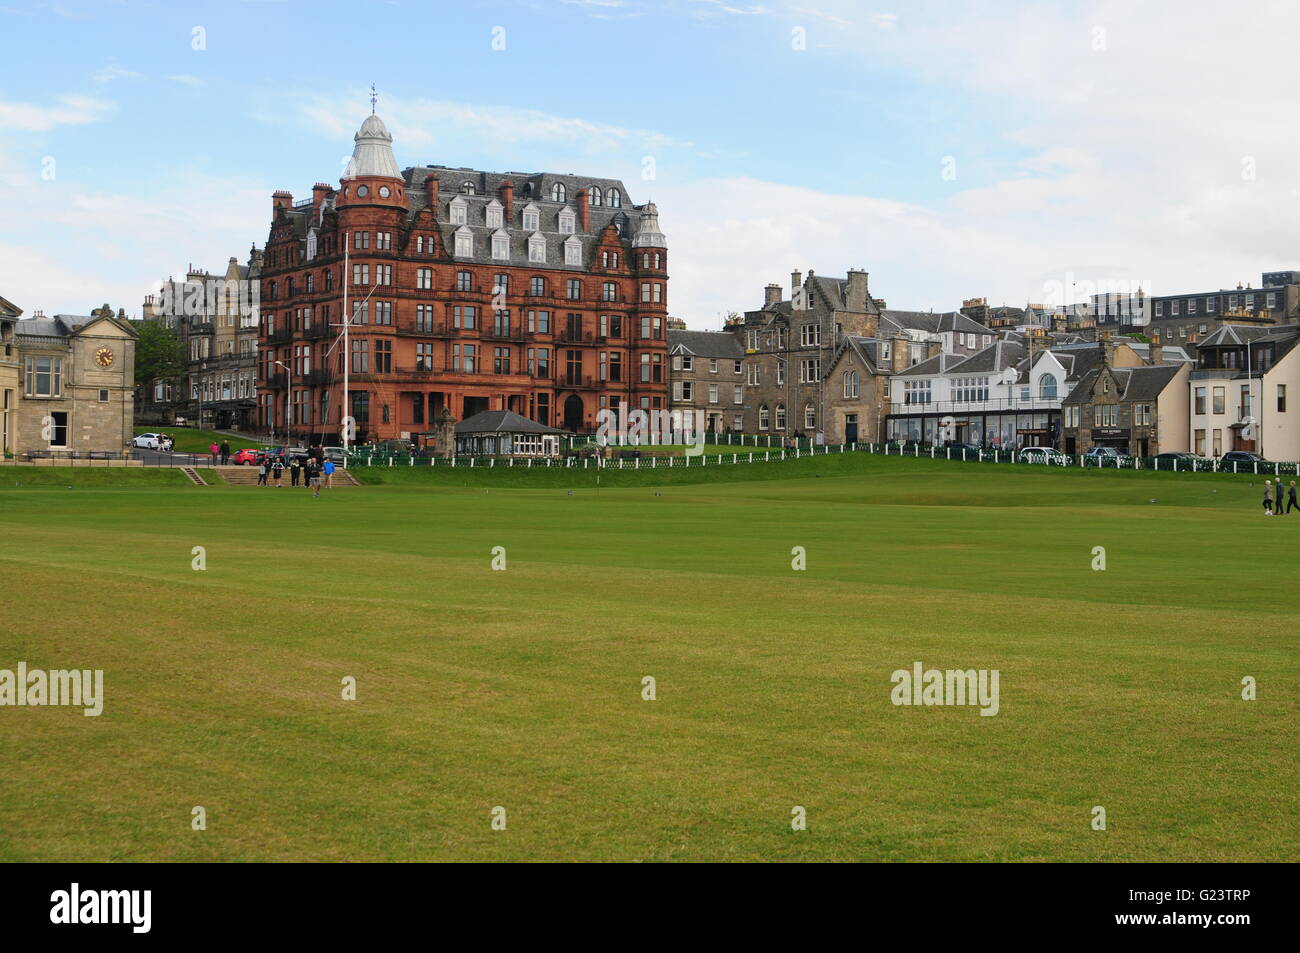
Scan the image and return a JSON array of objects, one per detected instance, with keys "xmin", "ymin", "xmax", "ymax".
[{"xmin": 343, "ymin": 243, "xmax": 350, "ymax": 452}]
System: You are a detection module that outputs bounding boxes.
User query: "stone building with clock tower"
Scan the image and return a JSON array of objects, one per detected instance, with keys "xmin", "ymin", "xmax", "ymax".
[
  {"xmin": 7, "ymin": 302, "xmax": 137, "ymax": 455},
  {"xmin": 256, "ymin": 108, "xmax": 669, "ymax": 445}
]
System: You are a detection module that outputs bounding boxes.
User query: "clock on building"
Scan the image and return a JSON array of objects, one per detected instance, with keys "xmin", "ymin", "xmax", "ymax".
[
  {"xmin": 95, "ymin": 346, "xmax": 114, "ymax": 368},
  {"xmin": 378, "ymin": 185, "xmax": 391, "ymax": 198}
]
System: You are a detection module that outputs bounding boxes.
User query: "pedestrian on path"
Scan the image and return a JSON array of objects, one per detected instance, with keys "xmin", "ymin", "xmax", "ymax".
[
  {"xmin": 271, "ymin": 456, "xmax": 285, "ymax": 486},
  {"xmin": 209, "ymin": 442, "xmax": 220, "ymax": 465},
  {"xmin": 322, "ymin": 458, "xmax": 335, "ymax": 489},
  {"xmin": 257, "ymin": 457, "xmax": 269, "ymax": 486},
  {"xmin": 306, "ymin": 458, "xmax": 322, "ymax": 498},
  {"xmin": 1263, "ymin": 480, "xmax": 1274, "ymax": 515},
  {"xmin": 1289, "ymin": 480, "xmax": 1299, "ymax": 514},
  {"xmin": 220, "ymin": 440, "xmax": 231, "ymax": 465}
]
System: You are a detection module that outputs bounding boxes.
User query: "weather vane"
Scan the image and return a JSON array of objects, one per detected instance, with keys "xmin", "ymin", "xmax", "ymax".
[{"xmin": 370, "ymin": 83, "xmax": 377, "ymax": 115}]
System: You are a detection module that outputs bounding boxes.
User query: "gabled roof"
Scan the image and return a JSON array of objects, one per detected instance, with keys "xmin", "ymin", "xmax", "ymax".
[
  {"xmin": 947, "ymin": 337, "xmax": 1025, "ymax": 375},
  {"xmin": 881, "ymin": 309, "xmax": 986, "ymax": 336},
  {"xmin": 0, "ymin": 294, "xmax": 22, "ymax": 320},
  {"xmin": 833, "ymin": 335, "xmax": 888, "ymax": 374},
  {"xmin": 455, "ymin": 410, "xmax": 563, "ymax": 435},
  {"xmin": 667, "ymin": 329, "xmax": 743, "ymax": 359},
  {"xmin": 1063, "ymin": 363, "xmax": 1183, "ymax": 405}
]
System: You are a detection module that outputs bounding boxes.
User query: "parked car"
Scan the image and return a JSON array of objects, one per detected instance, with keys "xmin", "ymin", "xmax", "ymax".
[
  {"xmin": 1220, "ymin": 451, "xmax": 1267, "ymax": 465},
  {"xmin": 1151, "ymin": 452, "xmax": 1208, "ymax": 469},
  {"xmin": 230, "ymin": 448, "xmax": 261, "ymax": 465},
  {"xmin": 1018, "ymin": 446, "xmax": 1070, "ymax": 465},
  {"xmin": 132, "ymin": 432, "xmax": 162, "ymax": 450},
  {"xmin": 322, "ymin": 446, "xmax": 347, "ymax": 463},
  {"xmin": 945, "ymin": 442, "xmax": 983, "ymax": 453},
  {"xmin": 1083, "ymin": 447, "xmax": 1125, "ymax": 466}
]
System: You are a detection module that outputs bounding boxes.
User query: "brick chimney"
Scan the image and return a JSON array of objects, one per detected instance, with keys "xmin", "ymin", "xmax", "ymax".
[
  {"xmin": 426, "ymin": 170, "xmax": 439, "ymax": 208},
  {"xmin": 312, "ymin": 182, "xmax": 330, "ymax": 210},
  {"xmin": 764, "ymin": 283, "xmax": 782, "ymax": 307},
  {"xmin": 845, "ymin": 268, "xmax": 869, "ymax": 312},
  {"xmin": 926, "ymin": 338, "xmax": 943, "ymax": 360},
  {"xmin": 576, "ymin": 187, "xmax": 589, "ymax": 232},
  {"xmin": 502, "ymin": 179, "xmax": 515, "ymax": 223},
  {"xmin": 1149, "ymin": 334, "xmax": 1163, "ymax": 365},
  {"xmin": 272, "ymin": 190, "xmax": 293, "ymax": 216}
]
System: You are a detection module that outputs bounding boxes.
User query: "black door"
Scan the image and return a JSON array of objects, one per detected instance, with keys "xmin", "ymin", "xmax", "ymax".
[
  {"xmin": 845, "ymin": 414, "xmax": 858, "ymax": 443},
  {"xmin": 563, "ymin": 394, "xmax": 585, "ymax": 432}
]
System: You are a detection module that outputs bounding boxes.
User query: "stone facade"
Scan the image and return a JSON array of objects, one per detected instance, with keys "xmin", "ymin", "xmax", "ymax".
[
  {"xmin": 0, "ymin": 296, "xmax": 20, "ymax": 455},
  {"xmin": 667, "ymin": 329, "xmax": 744, "ymax": 433},
  {"xmin": 1060, "ymin": 342, "xmax": 1189, "ymax": 457},
  {"xmin": 10, "ymin": 305, "xmax": 136, "ymax": 454}
]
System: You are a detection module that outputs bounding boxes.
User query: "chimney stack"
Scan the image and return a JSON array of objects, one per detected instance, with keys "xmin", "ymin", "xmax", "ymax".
[
  {"xmin": 272, "ymin": 190, "xmax": 293, "ymax": 216},
  {"xmin": 576, "ymin": 187, "xmax": 589, "ymax": 232},
  {"xmin": 891, "ymin": 336, "xmax": 911, "ymax": 374},
  {"xmin": 1149, "ymin": 334, "xmax": 1163, "ymax": 365},
  {"xmin": 502, "ymin": 179, "xmax": 515, "ymax": 223},
  {"xmin": 764, "ymin": 283, "xmax": 782, "ymax": 307},
  {"xmin": 312, "ymin": 182, "xmax": 330, "ymax": 211},
  {"xmin": 845, "ymin": 268, "xmax": 869, "ymax": 312},
  {"xmin": 791, "ymin": 270, "xmax": 803, "ymax": 293},
  {"xmin": 426, "ymin": 170, "xmax": 440, "ymax": 208}
]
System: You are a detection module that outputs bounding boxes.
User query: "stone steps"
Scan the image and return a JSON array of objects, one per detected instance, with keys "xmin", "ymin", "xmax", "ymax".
[{"xmin": 214, "ymin": 465, "xmax": 359, "ymax": 487}]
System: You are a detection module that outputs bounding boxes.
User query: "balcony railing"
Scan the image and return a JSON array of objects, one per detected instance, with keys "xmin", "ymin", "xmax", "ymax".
[
  {"xmin": 887, "ymin": 397, "xmax": 1063, "ymax": 415},
  {"xmin": 264, "ymin": 371, "xmax": 287, "ymax": 389}
]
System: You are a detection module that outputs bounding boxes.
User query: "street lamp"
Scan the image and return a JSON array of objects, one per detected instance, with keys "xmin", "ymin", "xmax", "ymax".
[{"xmin": 273, "ymin": 359, "xmax": 292, "ymax": 447}]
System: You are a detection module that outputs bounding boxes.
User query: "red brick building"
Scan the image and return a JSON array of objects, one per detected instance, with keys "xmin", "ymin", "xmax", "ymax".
[{"xmin": 257, "ymin": 112, "xmax": 669, "ymax": 445}]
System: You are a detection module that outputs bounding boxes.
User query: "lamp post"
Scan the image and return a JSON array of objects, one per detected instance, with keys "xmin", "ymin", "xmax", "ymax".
[{"xmin": 273, "ymin": 359, "xmax": 292, "ymax": 447}]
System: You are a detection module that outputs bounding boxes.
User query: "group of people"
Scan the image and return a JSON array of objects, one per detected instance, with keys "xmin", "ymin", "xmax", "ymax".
[
  {"xmin": 255, "ymin": 452, "xmax": 335, "ymax": 498},
  {"xmin": 1261, "ymin": 479, "xmax": 1297, "ymax": 516},
  {"xmin": 209, "ymin": 441, "xmax": 232, "ymax": 465}
]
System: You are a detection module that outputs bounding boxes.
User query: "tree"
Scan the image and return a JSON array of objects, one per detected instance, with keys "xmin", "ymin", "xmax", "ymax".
[{"xmin": 133, "ymin": 318, "xmax": 185, "ymax": 387}]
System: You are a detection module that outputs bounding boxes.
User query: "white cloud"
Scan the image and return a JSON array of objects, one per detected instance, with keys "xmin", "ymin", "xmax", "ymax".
[
  {"xmin": 0, "ymin": 93, "xmax": 114, "ymax": 131},
  {"xmin": 93, "ymin": 63, "xmax": 140, "ymax": 83}
]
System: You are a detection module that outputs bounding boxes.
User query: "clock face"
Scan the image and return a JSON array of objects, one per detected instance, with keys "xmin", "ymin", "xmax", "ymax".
[
  {"xmin": 95, "ymin": 347, "xmax": 114, "ymax": 368},
  {"xmin": 378, "ymin": 185, "xmax": 391, "ymax": 198}
]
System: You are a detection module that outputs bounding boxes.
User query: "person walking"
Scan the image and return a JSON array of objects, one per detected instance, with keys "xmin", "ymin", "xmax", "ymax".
[
  {"xmin": 290, "ymin": 455, "xmax": 302, "ymax": 487},
  {"xmin": 1289, "ymin": 480, "xmax": 1299, "ymax": 514},
  {"xmin": 322, "ymin": 457, "xmax": 335, "ymax": 489},
  {"xmin": 271, "ymin": 455, "xmax": 285, "ymax": 486},
  {"xmin": 306, "ymin": 457, "xmax": 322, "ymax": 498},
  {"xmin": 1276, "ymin": 478, "xmax": 1287, "ymax": 518},
  {"xmin": 257, "ymin": 456, "xmax": 269, "ymax": 486},
  {"xmin": 219, "ymin": 440, "xmax": 231, "ymax": 465},
  {"xmin": 209, "ymin": 441, "xmax": 220, "ymax": 465},
  {"xmin": 1263, "ymin": 479, "xmax": 1274, "ymax": 515}
]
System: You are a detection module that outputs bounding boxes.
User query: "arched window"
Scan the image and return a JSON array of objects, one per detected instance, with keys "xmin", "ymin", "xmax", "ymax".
[
  {"xmin": 608, "ymin": 188, "xmax": 621, "ymax": 208},
  {"xmin": 843, "ymin": 370, "xmax": 858, "ymax": 398},
  {"xmin": 759, "ymin": 405, "xmax": 770, "ymax": 430},
  {"xmin": 804, "ymin": 403, "xmax": 816, "ymax": 429},
  {"xmin": 551, "ymin": 182, "xmax": 566, "ymax": 202},
  {"xmin": 775, "ymin": 404, "xmax": 786, "ymax": 430},
  {"xmin": 1038, "ymin": 373, "xmax": 1058, "ymax": 399},
  {"xmin": 590, "ymin": 186, "xmax": 603, "ymax": 206}
]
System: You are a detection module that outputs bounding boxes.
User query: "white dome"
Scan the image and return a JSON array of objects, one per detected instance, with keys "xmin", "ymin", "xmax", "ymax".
[{"xmin": 344, "ymin": 114, "xmax": 401, "ymax": 180}]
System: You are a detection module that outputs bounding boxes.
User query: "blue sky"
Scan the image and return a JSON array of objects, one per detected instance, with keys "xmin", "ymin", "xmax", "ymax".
[{"xmin": 3, "ymin": 0, "xmax": 1299, "ymax": 326}]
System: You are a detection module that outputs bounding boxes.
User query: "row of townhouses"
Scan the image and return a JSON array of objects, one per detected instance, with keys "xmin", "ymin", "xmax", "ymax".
[{"xmin": 6, "ymin": 107, "xmax": 1300, "ymax": 461}]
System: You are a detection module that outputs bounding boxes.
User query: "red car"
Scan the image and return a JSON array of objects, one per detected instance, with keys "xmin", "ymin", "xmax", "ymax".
[{"xmin": 230, "ymin": 448, "xmax": 261, "ymax": 465}]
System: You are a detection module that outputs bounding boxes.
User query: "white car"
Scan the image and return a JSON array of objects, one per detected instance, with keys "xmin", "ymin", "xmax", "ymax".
[
  {"xmin": 1018, "ymin": 446, "xmax": 1069, "ymax": 465},
  {"xmin": 132, "ymin": 433, "xmax": 162, "ymax": 450}
]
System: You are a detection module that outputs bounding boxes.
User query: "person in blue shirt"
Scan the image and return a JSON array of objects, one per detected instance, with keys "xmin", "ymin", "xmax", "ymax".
[{"xmin": 322, "ymin": 457, "xmax": 335, "ymax": 489}]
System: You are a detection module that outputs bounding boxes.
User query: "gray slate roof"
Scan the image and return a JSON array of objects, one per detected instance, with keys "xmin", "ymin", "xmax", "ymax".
[
  {"xmin": 668, "ymin": 329, "xmax": 743, "ymax": 359},
  {"xmin": 455, "ymin": 409, "xmax": 563, "ymax": 435},
  {"xmin": 1063, "ymin": 363, "xmax": 1182, "ymax": 405}
]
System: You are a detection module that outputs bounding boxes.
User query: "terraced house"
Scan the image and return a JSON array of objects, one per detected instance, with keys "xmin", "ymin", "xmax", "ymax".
[
  {"xmin": 667, "ymin": 329, "xmax": 744, "ymax": 433},
  {"xmin": 257, "ymin": 111, "xmax": 669, "ymax": 444},
  {"xmin": 1187, "ymin": 323, "xmax": 1300, "ymax": 459}
]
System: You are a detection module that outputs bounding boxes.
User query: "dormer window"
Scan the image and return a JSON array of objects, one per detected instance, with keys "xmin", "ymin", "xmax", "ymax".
[
  {"xmin": 564, "ymin": 236, "xmax": 582, "ymax": 266},
  {"xmin": 590, "ymin": 186, "xmax": 603, "ymax": 207},
  {"xmin": 551, "ymin": 182, "xmax": 566, "ymax": 202},
  {"xmin": 608, "ymin": 188, "xmax": 621, "ymax": 208},
  {"xmin": 558, "ymin": 209, "xmax": 575, "ymax": 234},
  {"xmin": 491, "ymin": 229, "xmax": 510, "ymax": 261},
  {"xmin": 454, "ymin": 226, "xmax": 473, "ymax": 258},
  {"xmin": 486, "ymin": 200, "xmax": 503, "ymax": 229},
  {"xmin": 462, "ymin": 181, "xmax": 476, "ymax": 195},
  {"xmin": 449, "ymin": 196, "xmax": 467, "ymax": 225},
  {"xmin": 528, "ymin": 234, "xmax": 546, "ymax": 264},
  {"xmin": 522, "ymin": 203, "xmax": 540, "ymax": 232}
]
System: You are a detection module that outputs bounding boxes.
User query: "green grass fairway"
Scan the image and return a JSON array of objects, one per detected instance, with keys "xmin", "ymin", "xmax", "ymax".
[{"xmin": 1, "ymin": 454, "xmax": 1295, "ymax": 862}]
